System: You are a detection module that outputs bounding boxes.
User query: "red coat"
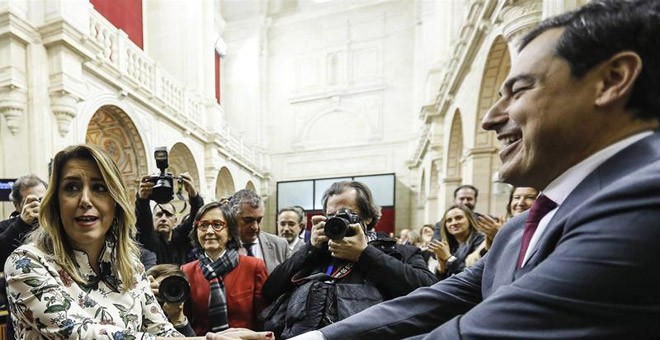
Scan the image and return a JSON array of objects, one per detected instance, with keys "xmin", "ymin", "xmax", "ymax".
[{"xmin": 181, "ymin": 255, "xmax": 268, "ymax": 335}]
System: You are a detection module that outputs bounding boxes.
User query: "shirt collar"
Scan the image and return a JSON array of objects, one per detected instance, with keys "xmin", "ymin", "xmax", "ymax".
[{"xmin": 543, "ymin": 131, "xmax": 653, "ymax": 205}]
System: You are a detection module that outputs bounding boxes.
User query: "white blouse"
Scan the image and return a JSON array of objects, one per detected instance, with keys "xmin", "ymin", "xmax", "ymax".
[{"xmin": 4, "ymin": 241, "xmax": 182, "ymax": 339}]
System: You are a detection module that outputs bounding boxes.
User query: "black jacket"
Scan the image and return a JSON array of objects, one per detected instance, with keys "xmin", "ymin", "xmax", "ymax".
[
  {"xmin": 135, "ymin": 194, "xmax": 203, "ymax": 265},
  {"xmin": 262, "ymin": 236, "xmax": 437, "ymax": 337},
  {"xmin": 0, "ymin": 214, "xmax": 34, "ymax": 269}
]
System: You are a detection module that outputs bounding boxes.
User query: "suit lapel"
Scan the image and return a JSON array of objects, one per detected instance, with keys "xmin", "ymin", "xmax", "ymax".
[
  {"xmin": 258, "ymin": 233, "xmax": 273, "ymax": 266},
  {"xmin": 522, "ymin": 132, "xmax": 660, "ymax": 271}
]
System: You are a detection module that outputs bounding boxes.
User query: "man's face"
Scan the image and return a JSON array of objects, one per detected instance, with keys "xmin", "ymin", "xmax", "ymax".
[
  {"xmin": 153, "ymin": 204, "xmax": 177, "ymax": 236},
  {"xmin": 278, "ymin": 211, "xmax": 302, "ymax": 244},
  {"xmin": 325, "ymin": 188, "xmax": 372, "ymax": 227},
  {"xmin": 16, "ymin": 183, "xmax": 47, "ymax": 211},
  {"xmin": 482, "ymin": 28, "xmax": 604, "ymax": 189},
  {"xmin": 238, "ymin": 202, "xmax": 264, "ymax": 243},
  {"xmin": 454, "ymin": 188, "xmax": 477, "ymax": 211}
]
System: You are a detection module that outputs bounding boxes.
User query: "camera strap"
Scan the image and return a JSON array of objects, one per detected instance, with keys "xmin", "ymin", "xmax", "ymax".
[{"xmin": 291, "ymin": 260, "xmax": 355, "ymax": 284}]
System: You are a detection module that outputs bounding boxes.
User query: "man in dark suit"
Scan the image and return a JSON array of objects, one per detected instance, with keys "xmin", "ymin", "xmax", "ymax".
[
  {"xmin": 229, "ymin": 189, "xmax": 290, "ymax": 273},
  {"xmin": 291, "ymin": 1, "xmax": 660, "ymax": 339},
  {"xmin": 277, "ymin": 206, "xmax": 306, "ymax": 253}
]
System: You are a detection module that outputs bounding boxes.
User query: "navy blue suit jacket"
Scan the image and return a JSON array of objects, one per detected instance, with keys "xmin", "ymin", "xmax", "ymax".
[{"xmin": 320, "ymin": 132, "xmax": 660, "ymax": 339}]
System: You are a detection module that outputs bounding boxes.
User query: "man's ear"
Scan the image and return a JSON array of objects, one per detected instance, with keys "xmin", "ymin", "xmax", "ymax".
[{"xmin": 595, "ymin": 51, "xmax": 642, "ymax": 108}]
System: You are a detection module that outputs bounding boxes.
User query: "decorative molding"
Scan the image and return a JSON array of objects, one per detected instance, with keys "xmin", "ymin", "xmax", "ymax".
[
  {"xmin": 0, "ymin": 87, "xmax": 27, "ymax": 135},
  {"xmin": 499, "ymin": 0, "xmax": 542, "ymax": 44},
  {"xmin": 50, "ymin": 91, "xmax": 78, "ymax": 137}
]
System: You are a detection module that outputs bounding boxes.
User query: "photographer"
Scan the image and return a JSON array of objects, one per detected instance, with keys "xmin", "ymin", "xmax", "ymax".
[
  {"xmin": 0, "ymin": 174, "xmax": 47, "ymax": 269},
  {"xmin": 147, "ymin": 264, "xmax": 195, "ymax": 336},
  {"xmin": 136, "ymin": 171, "xmax": 204, "ymax": 265},
  {"xmin": 262, "ymin": 181, "xmax": 436, "ymax": 338}
]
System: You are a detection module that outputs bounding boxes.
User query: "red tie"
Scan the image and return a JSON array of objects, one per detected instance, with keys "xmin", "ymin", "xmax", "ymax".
[{"xmin": 516, "ymin": 194, "xmax": 557, "ymax": 268}]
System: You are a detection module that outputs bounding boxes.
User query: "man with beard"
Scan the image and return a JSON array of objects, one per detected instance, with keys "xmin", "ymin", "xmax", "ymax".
[{"xmin": 136, "ymin": 172, "xmax": 203, "ymax": 265}]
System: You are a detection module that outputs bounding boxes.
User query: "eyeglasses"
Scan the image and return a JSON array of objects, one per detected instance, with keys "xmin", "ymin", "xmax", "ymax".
[{"xmin": 195, "ymin": 219, "xmax": 227, "ymax": 232}]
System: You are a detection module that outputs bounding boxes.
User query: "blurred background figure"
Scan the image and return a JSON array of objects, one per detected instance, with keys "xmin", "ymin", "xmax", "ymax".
[
  {"xmin": 4, "ymin": 144, "xmax": 194, "ymax": 338},
  {"xmin": 182, "ymin": 201, "xmax": 268, "ymax": 335},
  {"xmin": 467, "ymin": 187, "xmax": 538, "ymax": 266},
  {"xmin": 430, "ymin": 205, "xmax": 484, "ymax": 279},
  {"xmin": 277, "ymin": 206, "xmax": 306, "ymax": 253},
  {"xmin": 397, "ymin": 228, "xmax": 411, "ymax": 245}
]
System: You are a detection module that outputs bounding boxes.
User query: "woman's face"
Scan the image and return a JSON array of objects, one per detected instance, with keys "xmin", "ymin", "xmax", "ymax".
[
  {"xmin": 510, "ymin": 187, "xmax": 538, "ymax": 217},
  {"xmin": 421, "ymin": 226, "xmax": 434, "ymax": 243},
  {"xmin": 444, "ymin": 208, "xmax": 469, "ymax": 239},
  {"xmin": 196, "ymin": 207, "xmax": 230, "ymax": 255},
  {"xmin": 58, "ymin": 158, "xmax": 115, "ymax": 256}
]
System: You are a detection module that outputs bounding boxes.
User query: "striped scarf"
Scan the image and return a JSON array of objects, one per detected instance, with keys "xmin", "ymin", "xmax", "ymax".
[{"xmin": 195, "ymin": 248, "xmax": 239, "ymax": 332}]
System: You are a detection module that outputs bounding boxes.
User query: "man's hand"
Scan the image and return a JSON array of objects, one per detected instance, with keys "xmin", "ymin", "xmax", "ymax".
[
  {"xmin": 163, "ymin": 301, "xmax": 186, "ymax": 325},
  {"xmin": 138, "ymin": 175, "xmax": 155, "ymax": 199},
  {"xmin": 20, "ymin": 194, "xmax": 41, "ymax": 225},
  {"xmin": 310, "ymin": 215, "xmax": 329, "ymax": 249},
  {"xmin": 206, "ymin": 329, "xmax": 273, "ymax": 340},
  {"xmin": 327, "ymin": 223, "xmax": 368, "ymax": 262},
  {"xmin": 429, "ymin": 239, "xmax": 451, "ymax": 261},
  {"xmin": 179, "ymin": 172, "xmax": 198, "ymax": 197}
]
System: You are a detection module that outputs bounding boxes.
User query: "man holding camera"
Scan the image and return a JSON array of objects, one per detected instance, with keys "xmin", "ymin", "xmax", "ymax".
[
  {"xmin": 136, "ymin": 172, "xmax": 203, "ymax": 265},
  {"xmin": 262, "ymin": 181, "xmax": 436, "ymax": 338}
]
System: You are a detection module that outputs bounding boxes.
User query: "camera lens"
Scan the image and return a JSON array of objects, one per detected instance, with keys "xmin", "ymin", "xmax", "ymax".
[
  {"xmin": 324, "ymin": 216, "xmax": 349, "ymax": 240},
  {"xmin": 159, "ymin": 276, "xmax": 190, "ymax": 304}
]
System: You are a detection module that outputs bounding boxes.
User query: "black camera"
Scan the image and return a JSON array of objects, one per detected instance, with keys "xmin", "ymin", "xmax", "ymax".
[
  {"xmin": 324, "ymin": 208, "xmax": 362, "ymax": 240},
  {"xmin": 147, "ymin": 147, "xmax": 180, "ymax": 204},
  {"xmin": 159, "ymin": 275, "xmax": 190, "ymax": 304}
]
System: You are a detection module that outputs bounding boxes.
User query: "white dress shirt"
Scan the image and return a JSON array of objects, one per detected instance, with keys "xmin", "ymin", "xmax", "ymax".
[{"xmin": 521, "ymin": 131, "xmax": 652, "ymax": 266}]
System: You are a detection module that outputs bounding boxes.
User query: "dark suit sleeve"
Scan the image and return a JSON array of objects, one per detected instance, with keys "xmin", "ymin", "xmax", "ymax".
[
  {"xmin": 320, "ymin": 259, "xmax": 484, "ymax": 339},
  {"xmin": 0, "ymin": 218, "xmax": 33, "ymax": 267},
  {"xmin": 424, "ymin": 181, "xmax": 660, "ymax": 339},
  {"xmin": 357, "ymin": 244, "xmax": 437, "ymax": 299}
]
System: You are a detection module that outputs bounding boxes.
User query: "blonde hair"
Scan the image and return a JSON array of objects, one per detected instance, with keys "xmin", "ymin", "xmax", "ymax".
[{"xmin": 28, "ymin": 144, "xmax": 140, "ymax": 291}]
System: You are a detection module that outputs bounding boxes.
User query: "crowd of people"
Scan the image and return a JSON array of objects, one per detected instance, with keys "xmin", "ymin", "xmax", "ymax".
[{"xmin": 2, "ymin": 0, "xmax": 660, "ymax": 338}]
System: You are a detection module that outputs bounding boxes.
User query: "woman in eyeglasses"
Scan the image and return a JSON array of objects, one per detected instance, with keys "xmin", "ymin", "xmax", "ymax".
[{"xmin": 181, "ymin": 201, "xmax": 268, "ymax": 335}]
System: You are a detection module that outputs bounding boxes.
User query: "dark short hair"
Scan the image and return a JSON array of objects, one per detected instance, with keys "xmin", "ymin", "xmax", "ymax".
[
  {"xmin": 519, "ymin": 0, "xmax": 660, "ymax": 120},
  {"xmin": 189, "ymin": 201, "xmax": 241, "ymax": 251},
  {"xmin": 453, "ymin": 185, "xmax": 478, "ymax": 199},
  {"xmin": 228, "ymin": 189, "xmax": 263, "ymax": 215},
  {"xmin": 10, "ymin": 174, "xmax": 47, "ymax": 206},
  {"xmin": 278, "ymin": 206, "xmax": 304, "ymax": 224},
  {"xmin": 321, "ymin": 181, "xmax": 381, "ymax": 230}
]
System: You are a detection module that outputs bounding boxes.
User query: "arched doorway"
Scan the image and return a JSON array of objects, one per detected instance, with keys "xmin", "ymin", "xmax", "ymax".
[
  {"xmin": 215, "ymin": 167, "xmax": 235, "ymax": 199},
  {"xmin": 85, "ymin": 105, "xmax": 147, "ymax": 199}
]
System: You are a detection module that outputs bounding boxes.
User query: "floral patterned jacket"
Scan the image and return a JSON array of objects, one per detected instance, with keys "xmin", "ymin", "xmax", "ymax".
[{"xmin": 4, "ymin": 241, "xmax": 184, "ymax": 339}]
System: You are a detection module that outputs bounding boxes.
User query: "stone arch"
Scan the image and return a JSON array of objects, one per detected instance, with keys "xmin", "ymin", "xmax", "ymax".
[
  {"xmin": 215, "ymin": 166, "xmax": 235, "ymax": 199},
  {"xmin": 446, "ymin": 109, "xmax": 463, "ymax": 180},
  {"xmin": 168, "ymin": 142, "xmax": 201, "ymax": 215},
  {"xmin": 474, "ymin": 35, "xmax": 511, "ymax": 148},
  {"xmin": 169, "ymin": 142, "xmax": 201, "ymax": 192},
  {"xmin": 473, "ymin": 35, "xmax": 512, "ymax": 214},
  {"xmin": 245, "ymin": 181, "xmax": 256, "ymax": 192},
  {"xmin": 442, "ymin": 109, "xmax": 463, "ymax": 209},
  {"xmin": 85, "ymin": 105, "xmax": 147, "ymax": 199}
]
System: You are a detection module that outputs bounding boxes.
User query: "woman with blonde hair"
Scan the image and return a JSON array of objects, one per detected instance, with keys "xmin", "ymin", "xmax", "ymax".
[
  {"xmin": 4, "ymin": 144, "xmax": 270, "ymax": 340},
  {"xmin": 430, "ymin": 205, "xmax": 484, "ymax": 279}
]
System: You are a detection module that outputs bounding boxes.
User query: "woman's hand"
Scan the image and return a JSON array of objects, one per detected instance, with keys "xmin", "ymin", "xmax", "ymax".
[
  {"xmin": 429, "ymin": 239, "xmax": 451, "ymax": 261},
  {"xmin": 206, "ymin": 328, "xmax": 273, "ymax": 340},
  {"xmin": 476, "ymin": 214, "xmax": 503, "ymax": 246}
]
